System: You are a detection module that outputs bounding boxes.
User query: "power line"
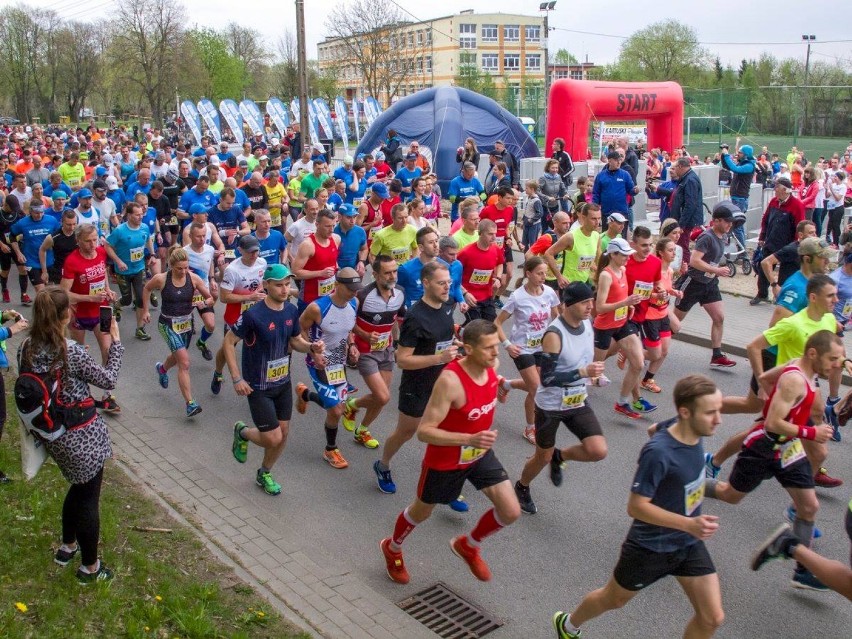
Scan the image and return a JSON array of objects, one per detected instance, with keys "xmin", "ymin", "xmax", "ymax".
[{"xmin": 549, "ymin": 26, "xmax": 852, "ymax": 46}]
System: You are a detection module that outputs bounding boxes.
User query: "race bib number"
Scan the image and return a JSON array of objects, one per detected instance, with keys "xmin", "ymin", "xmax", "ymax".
[
  {"xmin": 224, "ymin": 249, "xmax": 236, "ymax": 260},
  {"xmin": 435, "ymin": 339, "xmax": 454, "ymax": 355},
  {"xmin": 843, "ymin": 299, "xmax": 852, "ymax": 319},
  {"xmin": 391, "ymin": 246, "xmax": 410, "ymax": 264},
  {"xmin": 495, "ymin": 236, "xmax": 505, "ymax": 248},
  {"xmin": 561, "ymin": 385, "xmax": 587, "ymax": 409},
  {"xmin": 526, "ymin": 329, "xmax": 545, "ymax": 349},
  {"xmin": 353, "ymin": 198, "xmax": 363, "ymax": 208},
  {"xmin": 684, "ymin": 472, "xmax": 705, "ymax": 516},
  {"xmin": 318, "ymin": 275, "xmax": 335, "ymax": 296},
  {"xmin": 266, "ymin": 356, "xmax": 290, "ymax": 383},
  {"xmin": 89, "ymin": 280, "xmax": 106, "ymax": 297},
  {"xmin": 129, "ymin": 246, "xmax": 144, "ymax": 262},
  {"xmin": 706, "ymin": 262, "xmax": 718, "ymax": 280},
  {"xmin": 171, "ymin": 314, "xmax": 192, "ymax": 334},
  {"xmin": 633, "ymin": 281, "xmax": 653, "ymax": 299},
  {"xmin": 325, "ymin": 363, "xmax": 346, "ymax": 386},
  {"xmin": 192, "ymin": 293, "xmax": 205, "ymax": 306},
  {"xmin": 614, "ymin": 305, "xmax": 628, "ymax": 321},
  {"xmin": 167, "ymin": 216, "xmax": 178, "ymax": 226},
  {"xmin": 372, "ymin": 331, "xmax": 391, "ymax": 351},
  {"xmin": 470, "ymin": 269, "xmax": 492, "ymax": 285},
  {"xmin": 780, "ymin": 439, "xmax": 806, "ymax": 468},
  {"xmin": 459, "ymin": 445, "xmax": 487, "ymax": 465},
  {"xmin": 240, "ymin": 300, "xmax": 255, "ymax": 313},
  {"xmin": 577, "ymin": 255, "xmax": 595, "ymax": 271}
]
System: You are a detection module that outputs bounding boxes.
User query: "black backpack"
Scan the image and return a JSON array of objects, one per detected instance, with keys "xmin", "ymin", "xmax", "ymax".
[{"xmin": 15, "ymin": 340, "xmax": 97, "ymax": 442}]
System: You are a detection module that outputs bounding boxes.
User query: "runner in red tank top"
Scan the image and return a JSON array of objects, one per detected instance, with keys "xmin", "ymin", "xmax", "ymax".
[
  {"xmin": 479, "ymin": 186, "xmax": 517, "ymax": 300},
  {"xmin": 291, "ymin": 210, "xmax": 340, "ymax": 312},
  {"xmin": 379, "ymin": 320, "xmax": 520, "ymax": 585},
  {"xmin": 709, "ymin": 330, "xmax": 842, "ymax": 591},
  {"xmin": 358, "ymin": 187, "xmax": 385, "ymax": 250}
]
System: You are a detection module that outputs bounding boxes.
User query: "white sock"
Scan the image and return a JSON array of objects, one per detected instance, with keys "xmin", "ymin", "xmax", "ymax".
[{"xmin": 79, "ymin": 559, "xmax": 100, "ymax": 574}]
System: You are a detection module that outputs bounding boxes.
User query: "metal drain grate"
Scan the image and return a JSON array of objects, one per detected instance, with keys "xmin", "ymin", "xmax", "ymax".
[{"xmin": 397, "ymin": 582, "xmax": 503, "ymax": 639}]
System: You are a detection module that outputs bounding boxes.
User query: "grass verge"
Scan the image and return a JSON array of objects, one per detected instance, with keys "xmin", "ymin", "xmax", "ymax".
[{"xmin": 0, "ymin": 387, "xmax": 312, "ymax": 639}]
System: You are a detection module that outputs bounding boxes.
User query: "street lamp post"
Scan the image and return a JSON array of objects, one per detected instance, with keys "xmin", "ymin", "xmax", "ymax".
[
  {"xmin": 540, "ymin": 2, "xmax": 556, "ymax": 141},
  {"xmin": 795, "ymin": 34, "xmax": 816, "ymax": 142}
]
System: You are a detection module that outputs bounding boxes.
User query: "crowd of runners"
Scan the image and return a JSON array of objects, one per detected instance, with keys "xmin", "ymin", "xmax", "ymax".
[{"xmin": 0, "ymin": 120, "xmax": 849, "ymax": 633}]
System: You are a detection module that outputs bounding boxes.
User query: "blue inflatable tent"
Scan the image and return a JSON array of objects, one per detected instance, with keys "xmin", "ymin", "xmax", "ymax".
[{"xmin": 355, "ymin": 87, "xmax": 540, "ymax": 192}]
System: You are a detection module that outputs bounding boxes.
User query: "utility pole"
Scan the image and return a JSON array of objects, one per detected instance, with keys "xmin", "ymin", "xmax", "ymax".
[
  {"xmin": 797, "ymin": 34, "xmax": 816, "ymax": 140},
  {"xmin": 296, "ymin": 0, "xmax": 311, "ymax": 149},
  {"xmin": 540, "ymin": 2, "xmax": 556, "ymax": 140}
]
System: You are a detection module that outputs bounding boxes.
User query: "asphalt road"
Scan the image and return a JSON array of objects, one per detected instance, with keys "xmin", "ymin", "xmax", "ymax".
[{"xmin": 7, "ymin": 293, "xmax": 851, "ymax": 638}]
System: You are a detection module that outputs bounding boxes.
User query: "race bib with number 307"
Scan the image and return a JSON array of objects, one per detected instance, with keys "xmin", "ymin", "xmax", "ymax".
[{"xmin": 266, "ymin": 356, "xmax": 290, "ymax": 384}]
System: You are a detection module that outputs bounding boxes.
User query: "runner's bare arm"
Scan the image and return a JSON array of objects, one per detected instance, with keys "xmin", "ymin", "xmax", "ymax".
[
  {"xmin": 416, "ymin": 371, "xmax": 488, "ymax": 447},
  {"xmin": 627, "ymin": 493, "xmax": 719, "ymax": 541},
  {"xmin": 764, "ymin": 372, "xmax": 819, "ymax": 439}
]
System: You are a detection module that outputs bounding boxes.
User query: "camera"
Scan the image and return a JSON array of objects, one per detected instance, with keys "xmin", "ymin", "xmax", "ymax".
[{"xmin": 719, "ymin": 144, "xmax": 729, "ymax": 150}]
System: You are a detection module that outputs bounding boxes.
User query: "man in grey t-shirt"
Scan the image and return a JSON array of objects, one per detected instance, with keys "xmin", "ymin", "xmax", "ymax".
[{"xmin": 674, "ymin": 201, "xmax": 738, "ymax": 368}]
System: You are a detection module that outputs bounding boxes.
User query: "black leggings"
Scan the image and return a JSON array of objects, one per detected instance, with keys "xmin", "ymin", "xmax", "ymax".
[
  {"xmin": 62, "ymin": 467, "xmax": 104, "ymax": 566},
  {"xmin": 0, "ymin": 373, "xmax": 6, "ymax": 442},
  {"xmin": 826, "ymin": 207, "xmax": 844, "ymax": 245}
]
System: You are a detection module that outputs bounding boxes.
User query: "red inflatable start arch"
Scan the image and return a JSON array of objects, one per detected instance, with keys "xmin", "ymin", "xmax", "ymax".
[{"xmin": 545, "ymin": 79, "xmax": 684, "ymax": 160}]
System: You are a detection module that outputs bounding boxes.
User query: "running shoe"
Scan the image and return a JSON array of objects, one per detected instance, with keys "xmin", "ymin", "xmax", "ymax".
[
  {"xmin": 54, "ymin": 545, "xmax": 79, "ymax": 566},
  {"xmin": 550, "ymin": 452, "xmax": 565, "ymax": 487},
  {"xmin": 640, "ymin": 378, "xmax": 662, "ymax": 394},
  {"xmin": 631, "ymin": 397, "xmax": 658, "ymax": 413},
  {"xmin": 704, "ymin": 452, "xmax": 721, "ymax": 479},
  {"xmin": 196, "ymin": 339, "xmax": 213, "ymax": 361},
  {"xmin": 380, "ymin": 538, "xmax": 409, "ymax": 584},
  {"xmin": 837, "ymin": 394, "xmax": 852, "ymax": 426},
  {"xmin": 99, "ymin": 394, "xmax": 121, "ymax": 414},
  {"xmin": 831, "ymin": 422, "xmax": 841, "ymax": 443},
  {"xmin": 1, "ymin": 289, "xmax": 9, "ymax": 303},
  {"xmin": 710, "ymin": 354, "xmax": 736, "ymax": 368},
  {"xmin": 256, "ymin": 469, "xmax": 281, "ymax": 496},
  {"xmin": 20, "ymin": 293, "xmax": 32, "ymax": 306},
  {"xmin": 791, "ymin": 568, "xmax": 829, "ymax": 591},
  {"xmin": 295, "ymin": 382, "xmax": 308, "ymax": 414},
  {"xmin": 450, "ymin": 535, "xmax": 491, "ymax": 581},
  {"xmin": 783, "ymin": 505, "xmax": 822, "ymax": 539},
  {"xmin": 751, "ymin": 523, "xmax": 797, "ymax": 571},
  {"xmin": 135, "ymin": 327, "xmax": 151, "ymax": 341},
  {"xmin": 0, "ymin": 470, "xmax": 8, "ymax": 483},
  {"xmin": 323, "ymin": 448, "xmax": 349, "ymax": 469},
  {"xmin": 449, "ymin": 496, "xmax": 469, "ymax": 512},
  {"xmin": 156, "ymin": 362, "xmax": 169, "ymax": 389},
  {"xmin": 614, "ymin": 402, "xmax": 641, "ymax": 419},
  {"xmin": 232, "ymin": 421, "xmax": 248, "ymax": 463},
  {"xmin": 149, "ymin": 292, "xmax": 159, "ymax": 308},
  {"xmin": 824, "ymin": 397, "xmax": 840, "ymax": 429},
  {"xmin": 341, "ymin": 398, "xmax": 358, "ymax": 432},
  {"xmin": 186, "ymin": 401, "xmax": 202, "ymax": 417},
  {"xmin": 616, "ymin": 350, "xmax": 626, "ymax": 370},
  {"xmin": 514, "ymin": 481, "xmax": 537, "ymax": 515},
  {"xmin": 354, "ymin": 428, "xmax": 379, "ymax": 449},
  {"xmin": 552, "ymin": 612, "xmax": 582, "ymax": 638},
  {"xmin": 522, "ymin": 425, "xmax": 536, "ymax": 445},
  {"xmin": 814, "ymin": 467, "xmax": 843, "ymax": 488},
  {"xmin": 76, "ymin": 562, "xmax": 114, "ymax": 584},
  {"xmin": 373, "ymin": 460, "xmax": 396, "ymax": 494},
  {"xmin": 210, "ymin": 371, "xmax": 223, "ymax": 395},
  {"xmin": 749, "ymin": 295, "xmax": 767, "ymax": 306}
]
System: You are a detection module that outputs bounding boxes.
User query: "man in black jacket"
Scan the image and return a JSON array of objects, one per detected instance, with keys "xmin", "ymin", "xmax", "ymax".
[
  {"xmin": 670, "ymin": 157, "xmax": 704, "ymax": 266},
  {"xmin": 493, "ymin": 140, "xmax": 519, "ymax": 189}
]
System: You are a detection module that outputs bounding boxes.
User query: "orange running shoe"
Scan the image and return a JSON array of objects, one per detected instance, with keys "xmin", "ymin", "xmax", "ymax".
[
  {"xmin": 380, "ymin": 538, "xmax": 410, "ymax": 584},
  {"xmin": 450, "ymin": 535, "xmax": 492, "ymax": 581},
  {"xmin": 295, "ymin": 382, "xmax": 308, "ymax": 414},
  {"xmin": 323, "ymin": 448, "xmax": 349, "ymax": 469}
]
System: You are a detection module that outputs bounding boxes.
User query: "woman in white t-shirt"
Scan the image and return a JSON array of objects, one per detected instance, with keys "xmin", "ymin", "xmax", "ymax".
[
  {"xmin": 494, "ymin": 256, "xmax": 560, "ymax": 444},
  {"xmin": 406, "ymin": 198, "xmax": 434, "ymax": 232}
]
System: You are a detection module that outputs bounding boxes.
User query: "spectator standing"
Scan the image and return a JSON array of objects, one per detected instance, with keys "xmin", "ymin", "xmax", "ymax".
[
  {"xmin": 593, "ymin": 151, "xmax": 638, "ymax": 238},
  {"xmin": 669, "ymin": 157, "xmax": 704, "ymax": 265}
]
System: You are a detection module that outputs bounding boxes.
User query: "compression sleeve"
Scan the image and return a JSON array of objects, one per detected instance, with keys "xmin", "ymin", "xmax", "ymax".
[{"xmin": 540, "ymin": 351, "xmax": 583, "ymax": 387}]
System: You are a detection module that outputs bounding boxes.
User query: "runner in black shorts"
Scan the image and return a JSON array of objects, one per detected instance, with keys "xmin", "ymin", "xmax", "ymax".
[
  {"xmin": 224, "ymin": 264, "xmax": 321, "ymax": 496},
  {"xmin": 379, "ymin": 320, "xmax": 519, "ymax": 585},
  {"xmin": 39, "ymin": 210, "xmax": 78, "ymax": 285},
  {"xmin": 0, "ymin": 193, "xmax": 29, "ymax": 305},
  {"xmin": 708, "ymin": 330, "xmax": 842, "ymax": 592},
  {"xmin": 514, "ymin": 283, "xmax": 607, "ymax": 515},
  {"xmin": 553, "ymin": 375, "xmax": 725, "ymax": 639},
  {"xmin": 374, "ymin": 262, "xmax": 463, "ymax": 498}
]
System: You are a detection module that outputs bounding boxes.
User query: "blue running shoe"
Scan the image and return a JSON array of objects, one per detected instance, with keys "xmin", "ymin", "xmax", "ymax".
[
  {"xmin": 631, "ymin": 397, "xmax": 657, "ymax": 413},
  {"xmin": 449, "ymin": 496, "xmax": 469, "ymax": 512},
  {"xmin": 824, "ymin": 397, "xmax": 840, "ymax": 429},
  {"xmin": 704, "ymin": 452, "xmax": 721, "ymax": 479},
  {"xmin": 373, "ymin": 460, "xmax": 396, "ymax": 494},
  {"xmin": 784, "ymin": 505, "xmax": 822, "ymax": 539},
  {"xmin": 156, "ymin": 362, "xmax": 169, "ymax": 389},
  {"xmin": 211, "ymin": 371, "xmax": 223, "ymax": 395},
  {"xmin": 186, "ymin": 401, "xmax": 202, "ymax": 417},
  {"xmin": 792, "ymin": 568, "xmax": 829, "ymax": 591}
]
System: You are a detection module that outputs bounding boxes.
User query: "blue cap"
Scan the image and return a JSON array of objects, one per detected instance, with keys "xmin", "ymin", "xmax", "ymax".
[
  {"xmin": 189, "ymin": 203, "xmax": 208, "ymax": 215},
  {"xmin": 77, "ymin": 188, "xmax": 93, "ymax": 199},
  {"xmin": 338, "ymin": 203, "xmax": 358, "ymax": 216},
  {"xmin": 95, "ymin": 166, "xmax": 108, "ymax": 177},
  {"xmin": 370, "ymin": 182, "xmax": 389, "ymax": 199}
]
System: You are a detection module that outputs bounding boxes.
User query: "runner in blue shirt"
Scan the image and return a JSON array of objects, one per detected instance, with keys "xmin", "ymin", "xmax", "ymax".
[
  {"xmin": 448, "ymin": 162, "xmax": 485, "ymax": 221},
  {"xmin": 396, "ymin": 226, "xmax": 440, "ymax": 307},
  {"xmin": 242, "ymin": 210, "xmax": 287, "ymax": 265},
  {"xmin": 333, "ymin": 203, "xmax": 368, "ymax": 271},
  {"xmin": 395, "ymin": 154, "xmax": 423, "ymax": 202},
  {"xmin": 207, "ymin": 188, "xmax": 249, "ymax": 261},
  {"xmin": 178, "ymin": 176, "xmax": 217, "ymax": 224},
  {"xmin": 10, "ymin": 204, "xmax": 59, "ymax": 292}
]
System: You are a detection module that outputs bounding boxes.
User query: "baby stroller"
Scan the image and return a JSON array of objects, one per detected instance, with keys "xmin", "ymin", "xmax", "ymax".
[{"xmin": 688, "ymin": 204, "xmax": 752, "ymax": 277}]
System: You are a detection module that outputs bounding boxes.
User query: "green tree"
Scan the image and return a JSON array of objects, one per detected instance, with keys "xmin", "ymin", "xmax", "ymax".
[
  {"xmin": 187, "ymin": 28, "xmax": 247, "ymax": 101},
  {"xmin": 553, "ymin": 49, "xmax": 578, "ymax": 65},
  {"xmin": 608, "ymin": 20, "xmax": 708, "ymax": 85}
]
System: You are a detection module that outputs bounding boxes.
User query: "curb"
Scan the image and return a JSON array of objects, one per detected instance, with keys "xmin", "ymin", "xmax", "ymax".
[{"xmin": 113, "ymin": 457, "xmax": 319, "ymax": 638}]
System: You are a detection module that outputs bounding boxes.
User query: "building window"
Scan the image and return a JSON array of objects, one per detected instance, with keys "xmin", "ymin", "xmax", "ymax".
[
  {"xmin": 570, "ymin": 70, "xmax": 584, "ymax": 80},
  {"xmin": 526, "ymin": 54, "xmax": 541, "ymax": 70},
  {"xmin": 481, "ymin": 53, "xmax": 498, "ymax": 71},
  {"xmin": 407, "ymin": 32, "xmax": 414, "ymax": 48},
  {"xmin": 425, "ymin": 55, "xmax": 432, "ymax": 73},
  {"xmin": 504, "ymin": 25, "xmax": 520, "ymax": 42},
  {"xmin": 504, "ymin": 53, "xmax": 520, "ymax": 71},
  {"xmin": 554, "ymin": 70, "xmax": 569, "ymax": 79},
  {"xmin": 525, "ymin": 25, "xmax": 541, "ymax": 42},
  {"xmin": 459, "ymin": 23, "xmax": 476, "ymax": 49},
  {"xmin": 482, "ymin": 24, "xmax": 498, "ymax": 42},
  {"xmin": 417, "ymin": 30, "xmax": 423, "ymax": 45},
  {"xmin": 426, "ymin": 29, "xmax": 432, "ymax": 44}
]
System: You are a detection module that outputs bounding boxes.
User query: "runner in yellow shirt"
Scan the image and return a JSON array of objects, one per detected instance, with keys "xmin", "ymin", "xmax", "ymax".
[
  {"xmin": 264, "ymin": 170, "xmax": 288, "ymax": 232},
  {"xmin": 371, "ymin": 203, "xmax": 418, "ymax": 265}
]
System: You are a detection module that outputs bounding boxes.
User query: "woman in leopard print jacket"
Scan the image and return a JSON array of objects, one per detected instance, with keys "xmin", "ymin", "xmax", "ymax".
[{"xmin": 18, "ymin": 286, "xmax": 123, "ymax": 583}]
